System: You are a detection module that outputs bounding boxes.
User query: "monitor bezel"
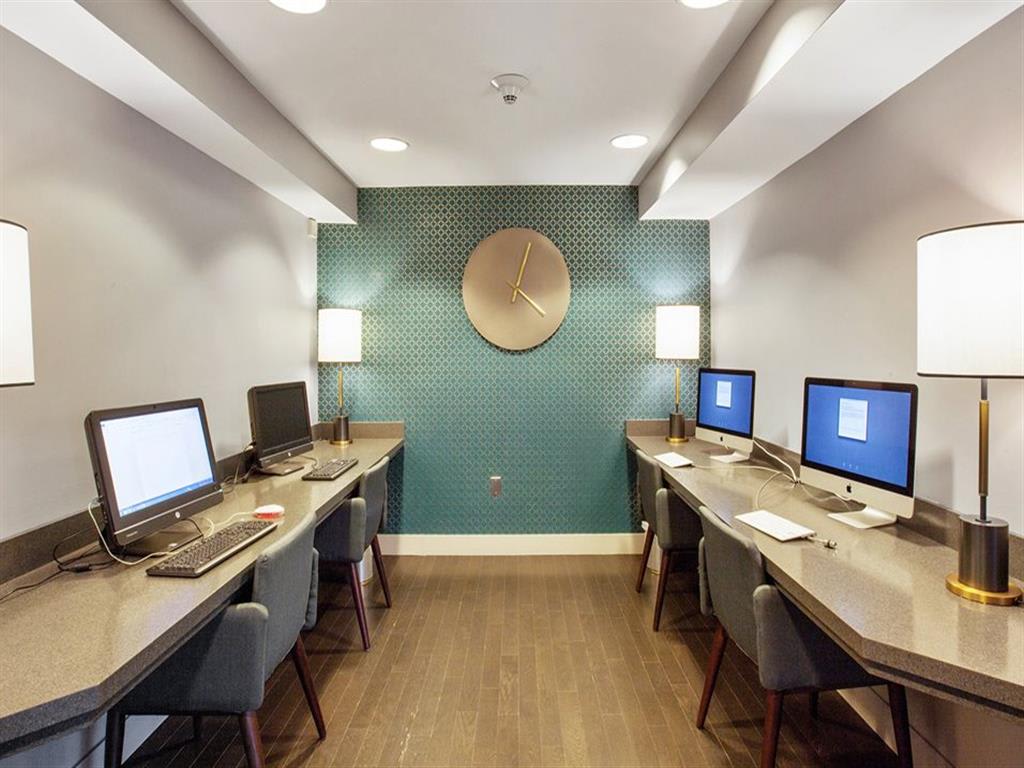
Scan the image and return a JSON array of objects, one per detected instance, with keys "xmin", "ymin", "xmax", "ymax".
[
  {"xmin": 247, "ymin": 381, "xmax": 314, "ymax": 468},
  {"xmin": 695, "ymin": 367, "xmax": 757, "ymax": 440},
  {"xmin": 800, "ymin": 377, "xmax": 918, "ymax": 498},
  {"xmin": 84, "ymin": 398, "xmax": 223, "ymax": 547}
]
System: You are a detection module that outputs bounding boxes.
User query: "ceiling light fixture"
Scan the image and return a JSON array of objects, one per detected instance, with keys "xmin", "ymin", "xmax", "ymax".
[
  {"xmin": 678, "ymin": 0, "xmax": 730, "ymax": 8},
  {"xmin": 370, "ymin": 137, "xmax": 409, "ymax": 152},
  {"xmin": 268, "ymin": 0, "xmax": 327, "ymax": 14},
  {"xmin": 611, "ymin": 134, "xmax": 649, "ymax": 150}
]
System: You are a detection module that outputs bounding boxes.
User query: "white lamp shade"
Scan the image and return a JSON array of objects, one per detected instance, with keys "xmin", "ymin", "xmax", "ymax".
[
  {"xmin": 917, "ymin": 221, "xmax": 1023, "ymax": 378},
  {"xmin": 318, "ymin": 308, "xmax": 362, "ymax": 363},
  {"xmin": 1, "ymin": 221, "xmax": 35, "ymax": 386},
  {"xmin": 655, "ymin": 305, "xmax": 700, "ymax": 360}
]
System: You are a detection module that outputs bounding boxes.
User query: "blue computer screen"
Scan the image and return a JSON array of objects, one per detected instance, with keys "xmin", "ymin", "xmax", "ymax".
[
  {"xmin": 803, "ymin": 383, "xmax": 913, "ymax": 490},
  {"xmin": 697, "ymin": 371, "xmax": 754, "ymax": 437}
]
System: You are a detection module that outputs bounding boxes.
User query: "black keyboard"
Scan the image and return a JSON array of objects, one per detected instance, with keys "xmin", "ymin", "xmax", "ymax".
[
  {"xmin": 302, "ymin": 457, "xmax": 358, "ymax": 481},
  {"xmin": 147, "ymin": 520, "xmax": 278, "ymax": 578}
]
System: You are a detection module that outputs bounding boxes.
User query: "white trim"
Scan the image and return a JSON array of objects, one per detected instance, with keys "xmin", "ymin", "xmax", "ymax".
[{"xmin": 377, "ymin": 533, "xmax": 644, "ymax": 556}]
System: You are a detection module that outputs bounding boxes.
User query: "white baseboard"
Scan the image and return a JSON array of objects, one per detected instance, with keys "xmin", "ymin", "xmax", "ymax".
[{"xmin": 377, "ymin": 533, "xmax": 644, "ymax": 556}]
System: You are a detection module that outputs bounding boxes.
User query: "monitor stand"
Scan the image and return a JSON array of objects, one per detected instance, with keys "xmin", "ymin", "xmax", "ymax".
[
  {"xmin": 827, "ymin": 507, "xmax": 897, "ymax": 529},
  {"xmin": 709, "ymin": 451, "xmax": 749, "ymax": 464},
  {"xmin": 256, "ymin": 461, "xmax": 304, "ymax": 476},
  {"xmin": 113, "ymin": 522, "xmax": 202, "ymax": 556}
]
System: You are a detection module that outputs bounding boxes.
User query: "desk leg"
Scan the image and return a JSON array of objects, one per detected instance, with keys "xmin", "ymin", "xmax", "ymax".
[
  {"xmin": 104, "ymin": 711, "xmax": 125, "ymax": 768},
  {"xmin": 887, "ymin": 683, "xmax": 914, "ymax": 768}
]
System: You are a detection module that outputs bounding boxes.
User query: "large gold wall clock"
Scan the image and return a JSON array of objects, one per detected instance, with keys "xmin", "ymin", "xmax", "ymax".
[{"xmin": 462, "ymin": 228, "xmax": 571, "ymax": 351}]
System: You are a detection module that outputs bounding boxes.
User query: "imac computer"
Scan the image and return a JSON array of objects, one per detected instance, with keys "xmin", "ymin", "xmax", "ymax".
[
  {"xmin": 800, "ymin": 378, "xmax": 918, "ymax": 529},
  {"xmin": 695, "ymin": 367, "xmax": 756, "ymax": 462},
  {"xmin": 248, "ymin": 381, "xmax": 314, "ymax": 475},
  {"xmin": 85, "ymin": 399, "xmax": 223, "ymax": 554}
]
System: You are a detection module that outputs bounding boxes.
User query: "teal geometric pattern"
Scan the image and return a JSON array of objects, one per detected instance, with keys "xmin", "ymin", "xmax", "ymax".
[{"xmin": 318, "ymin": 186, "xmax": 709, "ymax": 534}]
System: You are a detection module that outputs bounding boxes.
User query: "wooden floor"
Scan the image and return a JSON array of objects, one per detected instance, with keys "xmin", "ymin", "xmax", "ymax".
[{"xmin": 129, "ymin": 555, "xmax": 899, "ymax": 768}]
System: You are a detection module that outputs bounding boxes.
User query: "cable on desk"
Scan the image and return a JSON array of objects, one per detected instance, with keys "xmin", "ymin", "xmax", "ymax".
[
  {"xmin": 753, "ymin": 440, "xmax": 799, "ymax": 483},
  {"xmin": 753, "ymin": 470, "xmax": 798, "ymax": 509},
  {"xmin": 0, "ymin": 570, "xmax": 67, "ymax": 605},
  {"xmin": 85, "ymin": 499, "xmax": 174, "ymax": 567}
]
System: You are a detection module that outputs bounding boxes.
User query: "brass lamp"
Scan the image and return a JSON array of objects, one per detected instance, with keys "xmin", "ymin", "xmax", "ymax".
[
  {"xmin": 655, "ymin": 305, "xmax": 700, "ymax": 443},
  {"xmin": 318, "ymin": 308, "xmax": 362, "ymax": 445},
  {"xmin": 1, "ymin": 220, "xmax": 35, "ymax": 388},
  {"xmin": 917, "ymin": 221, "xmax": 1023, "ymax": 606}
]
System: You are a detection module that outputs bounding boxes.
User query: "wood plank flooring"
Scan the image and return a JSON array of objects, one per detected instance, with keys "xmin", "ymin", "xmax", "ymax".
[{"xmin": 127, "ymin": 555, "xmax": 899, "ymax": 767}]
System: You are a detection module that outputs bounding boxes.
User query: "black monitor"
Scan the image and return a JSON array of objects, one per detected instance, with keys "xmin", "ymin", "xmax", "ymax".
[
  {"xmin": 85, "ymin": 399, "xmax": 223, "ymax": 551},
  {"xmin": 247, "ymin": 381, "xmax": 314, "ymax": 471}
]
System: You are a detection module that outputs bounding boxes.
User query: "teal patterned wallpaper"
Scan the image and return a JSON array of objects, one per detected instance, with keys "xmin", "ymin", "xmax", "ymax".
[{"xmin": 318, "ymin": 186, "xmax": 709, "ymax": 534}]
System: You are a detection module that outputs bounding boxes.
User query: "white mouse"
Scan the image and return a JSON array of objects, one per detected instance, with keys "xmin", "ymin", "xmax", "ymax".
[{"xmin": 254, "ymin": 503, "xmax": 285, "ymax": 519}]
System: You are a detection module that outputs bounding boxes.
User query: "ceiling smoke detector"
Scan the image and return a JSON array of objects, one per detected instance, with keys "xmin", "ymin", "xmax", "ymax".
[{"xmin": 490, "ymin": 73, "xmax": 529, "ymax": 106}]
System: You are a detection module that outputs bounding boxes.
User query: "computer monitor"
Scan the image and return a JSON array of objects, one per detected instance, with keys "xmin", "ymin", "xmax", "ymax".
[
  {"xmin": 85, "ymin": 399, "xmax": 223, "ymax": 552},
  {"xmin": 800, "ymin": 378, "xmax": 918, "ymax": 529},
  {"xmin": 247, "ymin": 381, "xmax": 314, "ymax": 474},
  {"xmin": 695, "ymin": 367, "xmax": 756, "ymax": 461}
]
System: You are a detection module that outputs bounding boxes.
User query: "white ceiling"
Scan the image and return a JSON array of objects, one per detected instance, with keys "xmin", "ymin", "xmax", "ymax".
[{"xmin": 176, "ymin": 0, "xmax": 770, "ymax": 188}]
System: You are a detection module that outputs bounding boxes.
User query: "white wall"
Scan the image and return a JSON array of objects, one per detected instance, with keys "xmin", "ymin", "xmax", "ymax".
[
  {"xmin": 710, "ymin": 11, "xmax": 1024, "ymax": 768},
  {"xmin": 711, "ymin": 10, "xmax": 1024, "ymax": 535},
  {"xmin": 0, "ymin": 30, "xmax": 318, "ymax": 542}
]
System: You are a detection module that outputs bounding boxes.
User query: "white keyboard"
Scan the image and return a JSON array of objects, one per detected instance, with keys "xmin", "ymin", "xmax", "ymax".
[{"xmin": 734, "ymin": 510, "xmax": 815, "ymax": 542}]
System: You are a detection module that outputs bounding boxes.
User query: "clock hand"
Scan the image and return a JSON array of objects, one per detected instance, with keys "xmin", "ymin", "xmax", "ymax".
[
  {"xmin": 511, "ymin": 242, "xmax": 532, "ymax": 303},
  {"xmin": 504, "ymin": 281, "xmax": 547, "ymax": 317}
]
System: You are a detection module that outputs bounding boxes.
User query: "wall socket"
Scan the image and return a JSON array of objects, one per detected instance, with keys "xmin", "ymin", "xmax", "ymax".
[{"xmin": 489, "ymin": 476, "xmax": 502, "ymax": 497}]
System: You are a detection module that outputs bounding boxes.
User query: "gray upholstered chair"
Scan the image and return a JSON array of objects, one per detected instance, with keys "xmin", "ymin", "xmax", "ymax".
[
  {"xmin": 635, "ymin": 451, "xmax": 703, "ymax": 630},
  {"xmin": 314, "ymin": 456, "xmax": 392, "ymax": 650},
  {"xmin": 695, "ymin": 505, "xmax": 913, "ymax": 768},
  {"xmin": 104, "ymin": 513, "xmax": 324, "ymax": 768}
]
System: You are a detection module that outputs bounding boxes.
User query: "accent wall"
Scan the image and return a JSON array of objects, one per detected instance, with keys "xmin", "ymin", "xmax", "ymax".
[{"xmin": 318, "ymin": 186, "xmax": 709, "ymax": 534}]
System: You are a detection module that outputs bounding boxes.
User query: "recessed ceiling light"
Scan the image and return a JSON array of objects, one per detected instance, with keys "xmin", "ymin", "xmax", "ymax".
[
  {"xmin": 370, "ymin": 137, "xmax": 409, "ymax": 152},
  {"xmin": 611, "ymin": 134, "xmax": 649, "ymax": 150},
  {"xmin": 268, "ymin": 0, "xmax": 327, "ymax": 14},
  {"xmin": 678, "ymin": 0, "xmax": 730, "ymax": 8}
]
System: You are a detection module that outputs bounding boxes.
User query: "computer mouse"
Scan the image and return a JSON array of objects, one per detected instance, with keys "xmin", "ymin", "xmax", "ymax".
[{"xmin": 254, "ymin": 504, "xmax": 285, "ymax": 519}]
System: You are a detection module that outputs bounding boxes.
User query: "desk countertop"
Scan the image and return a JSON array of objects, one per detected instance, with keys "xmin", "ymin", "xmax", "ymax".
[
  {"xmin": 626, "ymin": 433, "xmax": 1024, "ymax": 720},
  {"xmin": 0, "ymin": 436, "xmax": 403, "ymax": 754}
]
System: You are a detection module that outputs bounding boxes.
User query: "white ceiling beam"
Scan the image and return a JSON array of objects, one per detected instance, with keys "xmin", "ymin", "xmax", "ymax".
[
  {"xmin": 1, "ymin": 0, "xmax": 357, "ymax": 223},
  {"xmin": 639, "ymin": 0, "xmax": 1023, "ymax": 221}
]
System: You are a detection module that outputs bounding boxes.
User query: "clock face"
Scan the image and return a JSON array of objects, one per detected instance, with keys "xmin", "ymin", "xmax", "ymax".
[{"xmin": 462, "ymin": 228, "xmax": 571, "ymax": 351}]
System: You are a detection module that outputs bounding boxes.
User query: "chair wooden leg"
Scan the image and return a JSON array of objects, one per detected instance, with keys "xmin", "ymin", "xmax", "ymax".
[
  {"xmin": 696, "ymin": 623, "xmax": 728, "ymax": 729},
  {"xmin": 291, "ymin": 636, "xmax": 327, "ymax": 740},
  {"xmin": 761, "ymin": 690, "xmax": 785, "ymax": 768},
  {"xmin": 239, "ymin": 711, "xmax": 265, "ymax": 768},
  {"xmin": 652, "ymin": 550, "xmax": 673, "ymax": 631},
  {"xmin": 370, "ymin": 535, "xmax": 392, "ymax": 608},
  {"xmin": 104, "ymin": 710, "xmax": 125, "ymax": 768},
  {"xmin": 636, "ymin": 527, "xmax": 654, "ymax": 592},
  {"xmin": 349, "ymin": 563, "xmax": 371, "ymax": 650},
  {"xmin": 887, "ymin": 683, "xmax": 914, "ymax": 768},
  {"xmin": 809, "ymin": 690, "xmax": 819, "ymax": 719}
]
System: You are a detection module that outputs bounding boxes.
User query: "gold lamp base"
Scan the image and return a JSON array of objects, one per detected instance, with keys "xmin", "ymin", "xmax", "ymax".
[
  {"xmin": 666, "ymin": 411, "xmax": 687, "ymax": 443},
  {"xmin": 945, "ymin": 573, "xmax": 1022, "ymax": 606},
  {"xmin": 330, "ymin": 439, "xmax": 353, "ymax": 446}
]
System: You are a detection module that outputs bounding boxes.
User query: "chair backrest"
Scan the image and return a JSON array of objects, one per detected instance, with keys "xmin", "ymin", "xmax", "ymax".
[
  {"xmin": 697, "ymin": 505, "xmax": 767, "ymax": 662},
  {"xmin": 635, "ymin": 451, "xmax": 662, "ymax": 530},
  {"xmin": 251, "ymin": 512, "xmax": 317, "ymax": 673},
  {"xmin": 359, "ymin": 457, "xmax": 389, "ymax": 550}
]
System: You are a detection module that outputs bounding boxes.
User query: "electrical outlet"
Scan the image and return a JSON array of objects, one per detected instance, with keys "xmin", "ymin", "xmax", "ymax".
[{"xmin": 489, "ymin": 476, "xmax": 502, "ymax": 497}]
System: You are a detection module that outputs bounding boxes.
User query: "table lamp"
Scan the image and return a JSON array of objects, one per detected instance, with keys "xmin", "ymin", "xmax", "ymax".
[
  {"xmin": 1, "ymin": 220, "xmax": 35, "ymax": 388},
  {"xmin": 655, "ymin": 305, "xmax": 700, "ymax": 443},
  {"xmin": 917, "ymin": 220, "xmax": 1023, "ymax": 606},
  {"xmin": 318, "ymin": 308, "xmax": 362, "ymax": 445}
]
